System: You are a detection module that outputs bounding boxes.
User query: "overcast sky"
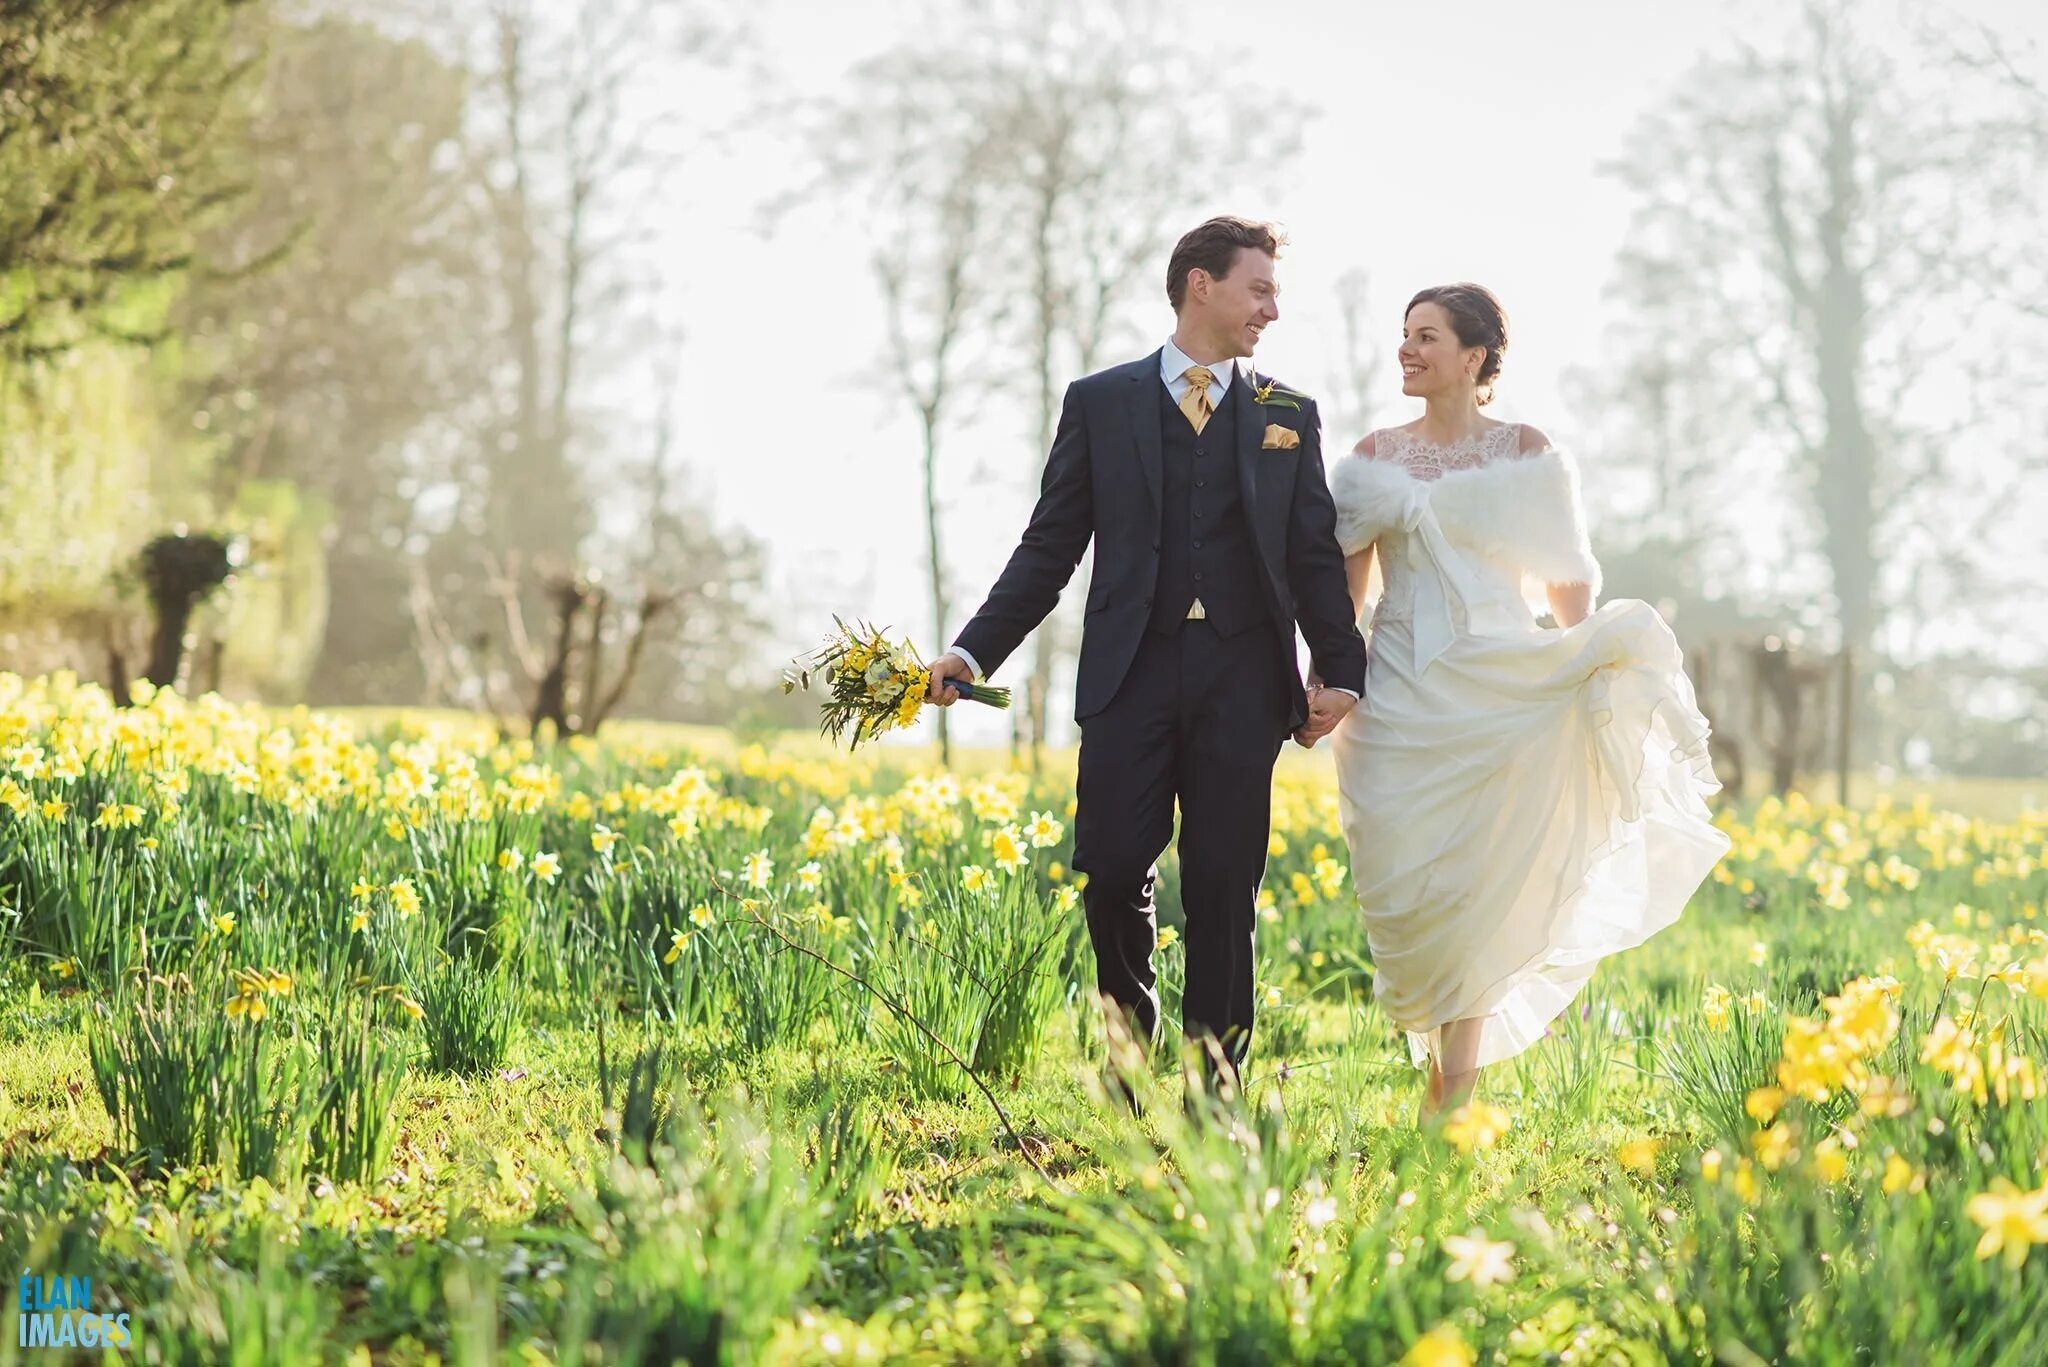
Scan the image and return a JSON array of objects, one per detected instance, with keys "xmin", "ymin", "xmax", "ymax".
[{"xmin": 616, "ymin": 0, "xmax": 2044, "ymax": 745}]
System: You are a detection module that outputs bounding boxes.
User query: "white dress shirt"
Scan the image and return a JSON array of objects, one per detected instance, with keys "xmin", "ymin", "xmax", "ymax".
[
  {"xmin": 952, "ymin": 339, "xmax": 1357, "ymax": 702},
  {"xmin": 1160, "ymin": 337, "xmax": 1242, "ymax": 407}
]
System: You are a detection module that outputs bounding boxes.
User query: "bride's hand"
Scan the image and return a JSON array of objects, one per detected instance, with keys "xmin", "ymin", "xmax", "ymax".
[{"xmin": 1294, "ymin": 686, "xmax": 1356, "ymax": 748}]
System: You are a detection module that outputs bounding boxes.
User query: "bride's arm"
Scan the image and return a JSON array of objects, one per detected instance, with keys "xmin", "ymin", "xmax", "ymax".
[
  {"xmin": 1341, "ymin": 431, "xmax": 1379, "ymax": 625},
  {"xmin": 1521, "ymin": 423, "xmax": 1596, "ymax": 628},
  {"xmin": 1547, "ymin": 581, "xmax": 1592, "ymax": 628},
  {"xmin": 1346, "ymin": 544, "xmax": 1377, "ymax": 625}
]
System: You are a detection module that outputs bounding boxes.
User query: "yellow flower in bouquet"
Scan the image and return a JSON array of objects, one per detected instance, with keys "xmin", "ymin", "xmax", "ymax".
[{"xmin": 783, "ymin": 618, "xmax": 1010, "ymax": 751}]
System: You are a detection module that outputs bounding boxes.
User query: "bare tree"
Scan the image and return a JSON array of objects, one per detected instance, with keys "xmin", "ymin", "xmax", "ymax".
[
  {"xmin": 1330, "ymin": 269, "xmax": 1389, "ymax": 443},
  {"xmin": 937, "ymin": 0, "xmax": 1311, "ymax": 763},
  {"xmin": 371, "ymin": 0, "xmax": 754, "ymax": 728},
  {"xmin": 803, "ymin": 54, "xmax": 1011, "ymax": 766},
  {"xmin": 1596, "ymin": 0, "xmax": 2047, "ymax": 777},
  {"xmin": 468, "ymin": 0, "xmax": 728, "ymax": 566}
]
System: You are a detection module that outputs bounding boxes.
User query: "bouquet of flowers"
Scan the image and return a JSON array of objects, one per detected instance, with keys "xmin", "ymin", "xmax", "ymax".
[{"xmin": 783, "ymin": 618, "xmax": 1010, "ymax": 750}]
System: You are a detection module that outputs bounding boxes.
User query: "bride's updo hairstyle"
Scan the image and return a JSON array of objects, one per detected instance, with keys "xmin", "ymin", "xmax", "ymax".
[{"xmin": 1407, "ymin": 283, "xmax": 1509, "ymax": 406}]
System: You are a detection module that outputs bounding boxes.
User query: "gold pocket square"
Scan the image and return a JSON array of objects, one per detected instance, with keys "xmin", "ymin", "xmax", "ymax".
[{"xmin": 1261, "ymin": 424, "xmax": 1300, "ymax": 450}]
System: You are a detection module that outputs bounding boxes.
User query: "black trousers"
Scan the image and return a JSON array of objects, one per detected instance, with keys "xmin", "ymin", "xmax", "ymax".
[{"xmin": 1071, "ymin": 618, "xmax": 1292, "ymax": 1087}]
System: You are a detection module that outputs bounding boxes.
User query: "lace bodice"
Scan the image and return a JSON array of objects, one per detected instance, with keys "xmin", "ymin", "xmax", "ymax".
[{"xmin": 1368, "ymin": 423, "xmax": 1531, "ymax": 482}]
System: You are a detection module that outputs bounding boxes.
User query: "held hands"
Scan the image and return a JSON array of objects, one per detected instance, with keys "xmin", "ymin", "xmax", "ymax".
[
  {"xmin": 1292, "ymin": 684, "xmax": 1356, "ymax": 748},
  {"xmin": 927, "ymin": 652, "xmax": 976, "ymax": 706}
]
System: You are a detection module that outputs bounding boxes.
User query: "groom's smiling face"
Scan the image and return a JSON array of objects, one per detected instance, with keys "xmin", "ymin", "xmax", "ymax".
[{"xmin": 1190, "ymin": 248, "xmax": 1281, "ymax": 359}]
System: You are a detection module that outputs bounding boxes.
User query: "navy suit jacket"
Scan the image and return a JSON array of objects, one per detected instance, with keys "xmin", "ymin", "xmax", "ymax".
[{"xmin": 954, "ymin": 350, "xmax": 1368, "ymax": 730}]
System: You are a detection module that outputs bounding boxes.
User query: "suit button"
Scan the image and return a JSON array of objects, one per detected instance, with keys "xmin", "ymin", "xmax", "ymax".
[
  {"xmin": 1195, "ymin": 479, "xmax": 1206, "ymax": 488},
  {"xmin": 1194, "ymin": 511, "xmax": 1205, "ymax": 520},
  {"xmin": 1193, "ymin": 540, "xmax": 1204, "ymax": 549},
  {"xmin": 1151, "ymin": 540, "xmax": 1161, "ymax": 551},
  {"xmin": 1143, "ymin": 596, "xmax": 1153, "ymax": 607},
  {"xmin": 1194, "ymin": 572, "xmax": 1205, "ymax": 582},
  {"xmin": 1195, "ymin": 446, "xmax": 1204, "ymax": 456}
]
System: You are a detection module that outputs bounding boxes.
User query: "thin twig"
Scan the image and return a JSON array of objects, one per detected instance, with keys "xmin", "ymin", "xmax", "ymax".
[{"xmin": 740, "ymin": 912, "xmax": 1063, "ymax": 1192}]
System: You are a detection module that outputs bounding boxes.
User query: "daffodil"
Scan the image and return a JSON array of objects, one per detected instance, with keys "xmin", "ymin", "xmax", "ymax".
[
  {"xmin": 1965, "ymin": 1179, "xmax": 2048, "ymax": 1268},
  {"xmin": 1618, "ymin": 1137, "xmax": 1661, "ymax": 1175},
  {"xmin": 1399, "ymin": 1326, "xmax": 1474, "ymax": 1367},
  {"xmin": 1024, "ymin": 811, "xmax": 1064, "ymax": 848},
  {"xmin": 990, "ymin": 825, "xmax": 1027, "ymax": 873},
  {"xmin": 1442, "ymin": 1102, "xmax": 1511, "ymax": 1155},
  {"xmin": 1441, "ymin": 1231, "xmax": 1516, "ymax": 1287}
]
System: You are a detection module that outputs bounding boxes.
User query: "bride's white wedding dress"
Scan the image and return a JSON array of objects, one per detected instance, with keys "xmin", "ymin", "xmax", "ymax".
[{"xmin": 1328, "ymin": 423, "xmax": 1729, "ymax": 1069}]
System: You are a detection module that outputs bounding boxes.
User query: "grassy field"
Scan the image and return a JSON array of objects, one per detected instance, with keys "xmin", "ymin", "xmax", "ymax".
[{"xmin": 2, "ymin": 672, "xmax": 2046, "ymax": 1364}]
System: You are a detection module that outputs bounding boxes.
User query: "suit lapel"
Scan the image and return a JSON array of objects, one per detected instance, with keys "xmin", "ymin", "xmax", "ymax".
[
  {"xmin": 1130, "ymin": 350, "xmax": 1164, "ymax": 513},
  {"xmin": 1235, "ymin": 368, "xmax": 1289, "ymax": 599},
  {"xmin": 1233, "ymin": 367, "xmax": 1262, "ymax": 523}
]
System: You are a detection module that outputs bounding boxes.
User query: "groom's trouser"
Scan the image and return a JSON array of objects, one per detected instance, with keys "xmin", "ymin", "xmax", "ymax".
[{"xmin": 1071, "ymin": 618, "xmax": 1290, "ymax": 1086}]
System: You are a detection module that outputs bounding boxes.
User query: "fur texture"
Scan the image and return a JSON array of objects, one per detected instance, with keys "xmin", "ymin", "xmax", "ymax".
[{"xmin": 1329, "ymin": 447, "xmax": 1602, "ymax": 592}]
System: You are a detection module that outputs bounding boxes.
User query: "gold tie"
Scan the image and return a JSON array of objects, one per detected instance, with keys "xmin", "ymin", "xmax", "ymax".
[{"xmin": 1179, "ymin": 366, "xmax": 1216, "ymax": 434}]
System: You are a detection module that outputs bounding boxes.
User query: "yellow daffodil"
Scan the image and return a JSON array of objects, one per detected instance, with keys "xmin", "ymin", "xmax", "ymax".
[
  {"xmin": 1442, "ymin": 1102, "xmax": 1511, "ymax": 1155},
  {"xmin": 1618, "ymin": 1137, "xmax": 1661, "ymax": 1175},
  {"xmin": 1965, "ymin": 1179, "xmax": 2048, "ymax": 1269},
  {"xmin": 1400, "ymin": 1326, "xmax": 1474, "ymax": 1367}
]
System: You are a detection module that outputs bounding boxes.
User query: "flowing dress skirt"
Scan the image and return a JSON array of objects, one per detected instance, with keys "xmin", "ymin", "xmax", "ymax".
[{"xmin": 1330, "ymin": 599, "xmax": 1730, "ymax": 1068}]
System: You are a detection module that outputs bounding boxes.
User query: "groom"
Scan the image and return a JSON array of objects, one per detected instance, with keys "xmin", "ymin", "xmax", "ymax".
[{"xmin": 928, "ymin": 216, "xmax": 1368, "ymax": 1093}]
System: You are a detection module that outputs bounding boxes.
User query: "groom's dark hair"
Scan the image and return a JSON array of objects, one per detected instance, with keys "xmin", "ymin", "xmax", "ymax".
[{"xmin": 1167, "ymin": 216, "xmax": 1286, "ymax": 312}]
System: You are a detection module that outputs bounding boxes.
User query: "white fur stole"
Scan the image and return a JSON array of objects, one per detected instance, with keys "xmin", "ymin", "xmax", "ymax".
[{"xmin": 1329, "ymin": 448, "xmax": 1602, "ymax": 592}]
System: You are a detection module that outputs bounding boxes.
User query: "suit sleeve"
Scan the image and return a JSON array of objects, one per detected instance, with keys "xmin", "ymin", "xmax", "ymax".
[
  {"xmin": 952, "ymin": 383, "xmax": 1094, "ymax": 679},
  {"xmin": 1286, "ymin": 398, "xmax": 1369, "ymax": 694}
]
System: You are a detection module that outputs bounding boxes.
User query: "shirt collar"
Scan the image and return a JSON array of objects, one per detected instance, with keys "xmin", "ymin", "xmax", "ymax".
[{"xmin": 1160, "ymin": 337, "xmax": 1242, "ymax": 391}]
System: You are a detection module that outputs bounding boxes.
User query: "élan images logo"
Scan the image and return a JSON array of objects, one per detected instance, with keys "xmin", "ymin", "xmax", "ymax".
[{"xmin": 16, "ymin": 1274, "xmax": 135, "ymax": 1352}]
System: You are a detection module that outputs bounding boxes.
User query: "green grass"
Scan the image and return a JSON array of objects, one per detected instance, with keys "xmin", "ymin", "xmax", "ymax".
[{"xmin": 1, "ymin": 681, "xmax": 2044, "ymax": 1364}]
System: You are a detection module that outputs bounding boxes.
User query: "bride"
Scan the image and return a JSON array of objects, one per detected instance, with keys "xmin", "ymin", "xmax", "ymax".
[{"xmin": 1312, "ymin": 283, "xmax": 1730, "ymax": 1119}]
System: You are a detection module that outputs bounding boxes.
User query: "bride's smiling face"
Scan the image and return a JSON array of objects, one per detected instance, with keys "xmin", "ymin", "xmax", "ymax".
[{"xmin": 1398, "ymin": 302, "xmax": 1483, "ymax": 399}]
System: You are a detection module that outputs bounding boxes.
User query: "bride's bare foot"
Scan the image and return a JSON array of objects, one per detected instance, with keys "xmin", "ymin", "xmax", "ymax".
[{"xmin": 1417, "ymin": 1062, "xmax": 1447, "ymax": 1125}]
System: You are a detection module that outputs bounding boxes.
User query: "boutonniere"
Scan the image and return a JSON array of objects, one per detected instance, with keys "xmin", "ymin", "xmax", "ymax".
[{"xmin": 1251, "ymin": 374, "xmax": 1305, "ymax": 411}]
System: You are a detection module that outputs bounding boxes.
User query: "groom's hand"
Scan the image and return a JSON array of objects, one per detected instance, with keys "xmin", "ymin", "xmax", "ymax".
[
  {"xmin": 1292, "ymin": 687, "xmax": 1357, "ymax": 748},
  {"xmin": 927, "ymin": 652, "xmax": 975, "ymax": 706}
]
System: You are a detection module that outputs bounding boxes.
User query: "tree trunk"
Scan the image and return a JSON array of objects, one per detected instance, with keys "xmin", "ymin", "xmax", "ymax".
[
  {"xmin": 145, "ymin": 605, "xmax": 191, "ymax": 694},
  {"xmin": 577, "ymin": 587, "xmax": 609, "ymax": 735},
  {"xmin": 920, "ymin": 409, "xmax": 953, "ymax": 767},
  {"xmin": 1835, "ymin": 643, "xmax": 1854, "ymax": 806}
]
